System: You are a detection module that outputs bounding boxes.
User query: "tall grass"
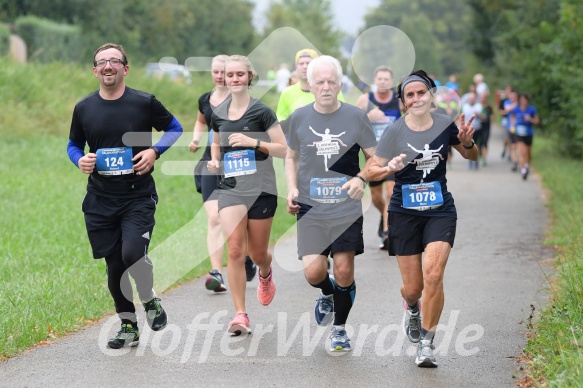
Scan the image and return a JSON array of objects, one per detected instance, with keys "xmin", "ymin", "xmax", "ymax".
[
  {"xmin": 0, "ymin": 58, "xmax": 293, "ymax": 358},
  {"xmin": 525, "ymin": 136, "xmax": 583, "ymax": 386}
]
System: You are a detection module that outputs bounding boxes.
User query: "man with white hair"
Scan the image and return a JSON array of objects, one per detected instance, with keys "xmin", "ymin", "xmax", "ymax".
[
  {"xmin": 473, "ymin": 73, "xmax": 489, "ymax": 99},
  {"xmin": 276, "ymin": 49, "xmax": 345, "ymax": 135},
  {"xmin": 285, "ymin": 55, "xmax": 379, "ymax": 352}
]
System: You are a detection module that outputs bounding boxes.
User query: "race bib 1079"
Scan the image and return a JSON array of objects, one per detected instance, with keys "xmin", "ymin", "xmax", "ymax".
[{"xmin": 310, "ymin": 177, "xmax": 348, "ymax": 203}]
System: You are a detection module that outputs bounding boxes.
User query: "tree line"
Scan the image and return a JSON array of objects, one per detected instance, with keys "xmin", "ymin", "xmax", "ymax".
[
  {"xmin": 467, "ymin": 0, "xmax": 583, "ymax": 157},
  {"xmin": 1, "ymin": 0, "xmax": 581, "ymax": 157}
]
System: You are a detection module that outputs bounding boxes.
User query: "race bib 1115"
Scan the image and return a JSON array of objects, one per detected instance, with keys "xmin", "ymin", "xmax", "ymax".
[{"xmin": 223, "ymin": 149, "xmax": 257, "ymax": 178}]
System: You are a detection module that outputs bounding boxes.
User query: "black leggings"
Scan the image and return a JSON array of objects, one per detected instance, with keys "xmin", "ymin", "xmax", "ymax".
[{"xmin": 104, "ymin": 240, "xmax": 154, "ymax": 324}]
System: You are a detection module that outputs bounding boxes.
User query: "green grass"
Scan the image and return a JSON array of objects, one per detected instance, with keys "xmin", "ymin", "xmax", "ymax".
[
  {"xmin": 524, "ymin": 136, "xmax": 583, "ymax": 386},
  {"xmin": 0, "ymin": 58, "xmax": 294, "ymax": 358}
]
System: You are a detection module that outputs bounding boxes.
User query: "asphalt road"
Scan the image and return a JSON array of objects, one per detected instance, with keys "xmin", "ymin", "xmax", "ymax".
[{"xmin": 0, "ymin": 126, "xmax": 552, "ymax": 387}]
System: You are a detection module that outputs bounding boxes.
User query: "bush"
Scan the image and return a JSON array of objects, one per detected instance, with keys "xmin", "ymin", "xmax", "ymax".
[
  {"xmin": 14, "ymin": 16, "xmax": 84, "ymax": 63},
  {"xmin": 0, "ymin": 23, "xmax": 10, "ymax": 57}
]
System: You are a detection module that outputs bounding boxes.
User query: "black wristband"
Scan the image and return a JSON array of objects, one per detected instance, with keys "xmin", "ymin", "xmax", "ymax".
[
  {"xmin": 462, "ymin": 139, "xmax": 475, "ymax": 149},
  {"xmin": 255, "ymin": 139, "xmax": 260, "ymax": 150},
  {"xmin": 356, "ymin": 174, "xmax": 368, "ymax": 186}
]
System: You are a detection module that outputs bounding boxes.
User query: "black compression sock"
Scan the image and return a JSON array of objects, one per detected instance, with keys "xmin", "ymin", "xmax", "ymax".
[
  {"xmin": 309, "ymin": 272, "xmax": 335, "ymax": 296},
  {"xmin": 333, "ymin": 281, "xmax": 356, "ymax": 325}
]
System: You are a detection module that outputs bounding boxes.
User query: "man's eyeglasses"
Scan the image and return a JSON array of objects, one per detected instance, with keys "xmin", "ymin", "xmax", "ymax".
[{"xmin": 94, "ymin": 58, "xmax": 125, "ymax": 68}]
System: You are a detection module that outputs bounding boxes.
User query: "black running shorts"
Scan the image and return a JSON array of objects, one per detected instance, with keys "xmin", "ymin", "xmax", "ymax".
[
  {"xmin": 82, "ymin": 192, "xmax": 157, "ymax": 259},
  {"xmin": 388, "ymin": 212, "xmax": 456, "ymax": 256},
  {"xmin": 515, "ymin": 135, "xmax": 533, "ymax": 146},
  {"xmin": 217, "ymin": 193, "xmax": 277, "ymax": 220}
]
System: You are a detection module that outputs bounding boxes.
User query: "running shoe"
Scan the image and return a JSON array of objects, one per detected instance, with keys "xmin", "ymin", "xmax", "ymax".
[
  {"xmin": 142, "ymin": 297, "xmax": 168, "ymax": 331},
  {"xmin": 415, "ymin": 339, "xmax": 438, "ymax": 367},
  {"xmin": 228, "ymin": 312, "xmax": 251, "ymax": 336},
  {"xmin": 522, "ymin": 168, "xmax": 529, "ymax": 181},
  {"xmin": 329, "ymin": 326, "xmax": 351, "ymax": 352},
  {"xmin": 107, "ymin": 323, "xmax": 140, "ymax": 349},
  {"xmin": 257, "ymin": 265, "xmax": 276, "ymax": 306},
  {"xmin": 314, "ymin": 292, "xmax": 334, "ymax": 326},
  {"xmin": 403, "ymin": 299, "xmax": 422, "ymax": 343},
  {"xmin": 244, "ymin": 256, "xmax": 257, "ymax": 282},
  {"xmin": 379, "ymin": 231, "xmax": 389, "ymax": 250},
  {"xmin": 511, "ymin": 162, "xmax": 518, "ymax": 172},
  {"xmin": 205, "ymin": 270, "xmax": 227, "ymax": 292}
]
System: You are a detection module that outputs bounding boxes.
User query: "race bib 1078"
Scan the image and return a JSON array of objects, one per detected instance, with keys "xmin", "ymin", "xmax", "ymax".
[{"xmin": 402, "ymin": 181, "xmax": 444, "ymax": 211}]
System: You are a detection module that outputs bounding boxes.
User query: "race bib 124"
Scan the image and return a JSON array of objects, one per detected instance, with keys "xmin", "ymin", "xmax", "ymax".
[{"xmin": 95, "ymin": 147, "xmax": 134, "ymax": 176}]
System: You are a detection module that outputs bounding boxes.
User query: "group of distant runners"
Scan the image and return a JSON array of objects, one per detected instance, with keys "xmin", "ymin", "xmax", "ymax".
[
  {"xmin": 69, "ymin": 41, "xmax": 537, "ymax": 368},
  {"xmin": 457, "ymin": 75, "xmax": 540, "ymax": 178},
  {"xmin": 498, "ymin": 85, "xmax": 540, "ymax": 180}
]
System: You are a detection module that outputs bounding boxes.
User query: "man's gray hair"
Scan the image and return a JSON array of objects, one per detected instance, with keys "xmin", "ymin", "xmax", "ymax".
[{"xmin": 307, "ymin": 55, "xmax": 343, "ymax": 85}]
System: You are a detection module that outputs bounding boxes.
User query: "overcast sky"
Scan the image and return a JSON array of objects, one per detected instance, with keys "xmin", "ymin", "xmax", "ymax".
[{"xmin": 251, "ymin": 0, "xmax": 381, "ymax": 36}]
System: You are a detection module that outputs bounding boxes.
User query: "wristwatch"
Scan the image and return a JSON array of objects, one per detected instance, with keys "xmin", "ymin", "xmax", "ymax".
[
  {"xmin": 150, "ymin": 146, "xmax": 161, "ymax": 159},
  {"xmin": 255, "ymin": 139, "xmax": 261, "ymax": 150},
  {"xmin": 462, "ymin": 139, "xmax": 475, "ymax": 149}
]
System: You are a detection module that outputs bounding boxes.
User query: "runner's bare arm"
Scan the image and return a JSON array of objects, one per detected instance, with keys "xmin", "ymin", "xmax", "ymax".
[
  {"xmin": 361, "ymin": 146, "xmax": 376, "ymax": 161},
  {"xmin": 361, "ymin": 153, "xmax": 406, "ymax": 182},
  {"xmin": 285, "ymin": 147, "xmax": 300, "ymax": 215},
  {"xmin": 207, "ymin": 129, "xmax": 221, "ymax": 172},
  {"xmin": 453, "ymin": 113, "xmax": 479, "ymax": 160},
  {"xmin": 227, "ymin": 123, "xmax": 286, "ymax": 158},
  {"xmin": 356, "ymin": 93, "xmax": 387, "ymax": 122},
  {"xmin": 189, "ymin": 111, "xmax": 207, "ymax": 153},
  {"xmin": 340, "ymin": 146, "xmax": 375, "ymax": 200},
  {"xmin": 355, "ymin": 92, "xmax": 369, "ymax": 111},
  {"xmin": 264, "ymin": 123, "xmax": 288, "ymax": 158}
]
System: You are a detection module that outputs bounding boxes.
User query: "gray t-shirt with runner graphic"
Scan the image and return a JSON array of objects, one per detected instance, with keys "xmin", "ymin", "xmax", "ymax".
[
  {"xmin": 288, "ymin": 102, "xmax": 376, "ymax": 220},
  {"xmin": 376, "ymin": 112, "xmax": 461, "ymax": 218}
]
